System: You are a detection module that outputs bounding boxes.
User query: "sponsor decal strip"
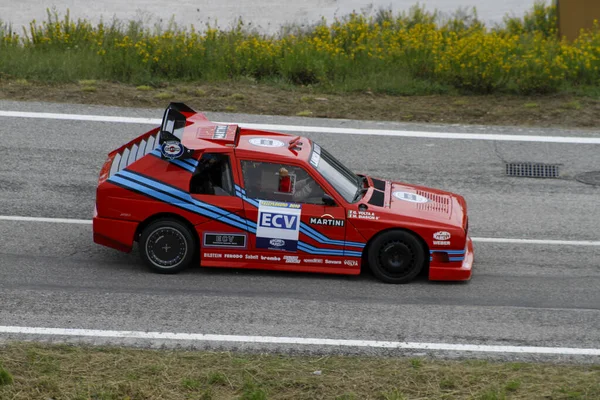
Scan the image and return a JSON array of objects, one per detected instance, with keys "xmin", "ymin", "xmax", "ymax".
[
  {"xmin": 203, "ymin": 232, "xmax": 247, "ymax": 248},
  {"xmin": 107, "ymin": 174, "xmax": 362, "ymax": 257}
]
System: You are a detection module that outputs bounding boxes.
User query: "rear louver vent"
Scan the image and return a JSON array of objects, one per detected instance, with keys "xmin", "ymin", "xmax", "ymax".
[
  {"xmin": 108, "ymin": 132, "xmax": 160, "ymax": 177},
  {"xmin": 505, "ymin": 162, "xmax": 560, "ymax": 178},
  {"xmin": 368, "ymin": 190, "xmax": 385, "ymax": 207},
  {"xmin": 371, "ymin": 178, "xmax": 386, "ymax": 191}
]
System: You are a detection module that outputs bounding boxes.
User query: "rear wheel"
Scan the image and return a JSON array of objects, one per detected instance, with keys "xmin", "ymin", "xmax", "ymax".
[
  {"xmin": 367, "ymin": 230, "xmax": 425, "ymax": 284},
  {"xmin": 139, "ymin": 219, "xmax": 196, "ymax": 274}
]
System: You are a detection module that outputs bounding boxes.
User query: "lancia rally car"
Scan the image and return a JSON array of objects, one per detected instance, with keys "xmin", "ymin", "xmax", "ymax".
[{"xmin": 93, "ymin": 103, "xmax": 473, "ymax": 283}]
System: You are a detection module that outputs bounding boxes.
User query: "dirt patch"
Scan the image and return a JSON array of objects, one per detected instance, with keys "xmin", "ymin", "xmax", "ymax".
[{"xmin": 1, "ymin": 79, "xmax": 600, "ymax": 128}]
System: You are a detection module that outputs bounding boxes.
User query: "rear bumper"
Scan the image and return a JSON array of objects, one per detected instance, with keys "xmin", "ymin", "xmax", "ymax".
[
  {"xmin": 93, "ymin": 216, "xmax": 139, "ymax": 253},
  {"xmin": 428, "ymin": 236, "xmax": 474, "ymax": 281}
]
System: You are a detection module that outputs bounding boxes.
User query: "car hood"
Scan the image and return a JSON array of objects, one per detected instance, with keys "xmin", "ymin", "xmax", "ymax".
[{"xmin": 382, "ymin": 181, "xmax": 467, "ymax": 228}]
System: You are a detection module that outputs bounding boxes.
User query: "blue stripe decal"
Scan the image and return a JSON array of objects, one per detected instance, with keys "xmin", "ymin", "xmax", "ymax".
[
  {"xmin": 235, "ymin": 185, "xmax": 246, "ymax": 194},
  {"xmin": 298, "ymin": 243, "xmax": 344, "ymax": 256},
  {"xmin": 119, "ymin": 170, "xmax": 252, "ymax": 229},
  {"xmin": 149, "ymin": 149, "xmax": 196, "ymax": 173},
  {"xmin": 430, "ymin": 250, "xmax": 466, "ymax": 255},
  {"xmin": 344, "ymin": 250, "xmax": 363, "ymax": 257},
  {"xmin": 180, "ymin": 158, "xmax": 199, "ymax": 167},
  {"xmin": 111, "ymin": 173, "xmax": 360, "ymax": 257},
  {"xmin": 298, "ymin": 242, "xmax": 362, "ymax": 257},
  {"xmin": 109, "ymin": 176, "xmax": 249, "ymax": 232},
  {"xmin": 241, "ymin": 194, "xmax": 260, "ymax": 208},
  {"xmin": 430, "ymin": 256, "xmax": 465, "ymax": 262},
  {"xmin": 300, "ymin": 224, "xmax": 365, "ymax": 248}
]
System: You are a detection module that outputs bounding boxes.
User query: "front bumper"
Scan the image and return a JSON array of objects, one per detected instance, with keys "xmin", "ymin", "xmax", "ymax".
[{"xmin": 428, "ymin": 236, "xmax": 474, "ymax": 281}]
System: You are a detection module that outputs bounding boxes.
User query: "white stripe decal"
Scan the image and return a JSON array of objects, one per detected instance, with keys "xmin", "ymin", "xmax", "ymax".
[
  {"xmin": 0, "ymin": 215, "xmax": 599, "ymax": 246},
  {"xmin": 0, "ymin": 325, "xmax": 598, "ymax": 355},
  {"xmin": 1, "ymin": 110, "xmax": 599, "ymax": 144}
]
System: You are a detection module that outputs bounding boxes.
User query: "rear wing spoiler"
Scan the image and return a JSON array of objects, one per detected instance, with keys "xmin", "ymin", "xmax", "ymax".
[{"xmin": 158, "ymin": 102, "xmax": 196, "ymax": 160}]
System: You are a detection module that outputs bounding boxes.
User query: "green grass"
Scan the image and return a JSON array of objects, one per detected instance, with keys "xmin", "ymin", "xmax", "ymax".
[
  {"xmin": 230, "ymin": 93, "xmax": 246, "ymax": 100},
  {"xmin": 563, "ymin": 100, "xmax": 583, "ymax": 110},
  {"xmin": 0, "ymin": 366, "xmax": 13, "ymax": 386},
  {"xmin": 0, "ymin": 343, "xmax": 598, "ymax": 400},
  {"xmin": 154, "ymin": 91, "xmax": 175, "ymax": 99}
]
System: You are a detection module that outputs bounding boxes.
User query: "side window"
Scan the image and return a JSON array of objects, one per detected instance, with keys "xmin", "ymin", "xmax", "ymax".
[
  {"xmin": 190, "ymin": 153, "xmax": 234, "ymax": 196},
  {"xmin": 240, "ymin": 160, "xmax": 326, "ymax": 205}
]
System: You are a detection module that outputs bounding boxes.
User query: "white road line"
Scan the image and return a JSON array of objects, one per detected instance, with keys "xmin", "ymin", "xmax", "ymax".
[
  {"xmin": 0, "ymin": 325, "xmax": 598, "ymax": 356},
  {"xmin": 0, "ymin": 215, "xmax": 599, "ymax": 246},
  {"xmin": 0, "ymin": 215, "xmax": 92, "ymax": 224},
  {"xmin": 0, "ymin": 110, "xmax": 160, "ymax": 125},
  {"xmin": 472, "ymin": 237, "xmax": 600, "ymax": 246},
  {"xmin": 1, "ymin": 110, "xmax": 600, "ymax": 144}
]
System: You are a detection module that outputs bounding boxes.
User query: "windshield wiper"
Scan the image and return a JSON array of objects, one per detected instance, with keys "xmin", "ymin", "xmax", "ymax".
[{"xmin": 352, "ymin": 176, "xmax": 369, "ymax": 202}]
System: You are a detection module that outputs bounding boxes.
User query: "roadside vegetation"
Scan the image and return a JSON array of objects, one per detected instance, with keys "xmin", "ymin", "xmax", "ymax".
[
  {"xmin": 0, "ymin": 2, "xmax": 599, "ymax": 96},
  {"xmin": 0, "ymin": 1, "xmax": 599, "ymax": 127},
  {"xmin": 0, "ymin": 343, "xmax": 599, "ymax": 399}
]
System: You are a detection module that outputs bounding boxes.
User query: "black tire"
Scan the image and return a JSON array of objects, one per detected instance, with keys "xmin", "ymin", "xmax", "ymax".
[
  {"xmin": 139, "ymin": 219, "xmax": 196, "ymax": 274},
  {"xmin": 367, "ymin": 230, "xmax": 426, "ymax": 284}
]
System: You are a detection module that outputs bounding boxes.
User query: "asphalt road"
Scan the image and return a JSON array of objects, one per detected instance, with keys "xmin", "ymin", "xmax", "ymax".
[{"xmin": 0, "ymin": 100, "xmax": 599, "ymax": 361}]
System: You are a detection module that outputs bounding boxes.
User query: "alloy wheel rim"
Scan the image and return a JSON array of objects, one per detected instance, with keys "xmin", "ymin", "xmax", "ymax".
[
  {"xmin": 145, "ymin": 227, "xmax": 187, "ymax": 269},
  {"xmin": 378, "ymin": 241, "xmax": 415, "ymax": 277}
]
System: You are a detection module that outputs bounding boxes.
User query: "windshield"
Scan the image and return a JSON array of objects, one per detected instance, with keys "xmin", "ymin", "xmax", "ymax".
[{"xmin": 309, "ymin": 142, "xmax": 362, "ymax": 203}]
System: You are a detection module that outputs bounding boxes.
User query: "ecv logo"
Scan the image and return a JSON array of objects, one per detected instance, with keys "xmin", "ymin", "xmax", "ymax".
[{"xmin": 259, "ymin": 213, "xmax": 298, "ymax": 230}]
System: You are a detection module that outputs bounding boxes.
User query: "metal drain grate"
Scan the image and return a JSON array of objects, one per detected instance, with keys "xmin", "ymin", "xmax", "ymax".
[{"xmin": 505, "ymin": 162, "xmax": 560, "ymax": 178}]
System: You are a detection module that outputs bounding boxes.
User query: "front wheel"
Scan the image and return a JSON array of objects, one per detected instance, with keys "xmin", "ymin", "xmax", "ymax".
[
  {"xmin": 139, "ymin": 219, "xmax": 196, "ymax": 274},
  {"xmin": 367, "ymin": 230, "xmax": 426, "ymax": 284}
]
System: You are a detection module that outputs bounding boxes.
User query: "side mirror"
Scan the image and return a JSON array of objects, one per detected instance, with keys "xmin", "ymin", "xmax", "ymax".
[{"xmin": 322, "ymin": 193, "xmax": 336, "ymax": 206}]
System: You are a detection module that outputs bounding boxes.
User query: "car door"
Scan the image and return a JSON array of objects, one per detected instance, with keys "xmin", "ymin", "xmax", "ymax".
[
  {"xmin": 238, "ymin": 159, "xmax": 349, "ymax": 267},
  {"xmin": 189, "ymin": 151, "xmax": 249, "ymax": 265}
]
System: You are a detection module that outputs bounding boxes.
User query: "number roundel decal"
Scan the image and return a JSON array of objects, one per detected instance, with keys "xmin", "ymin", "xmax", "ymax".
[
  {"xmin": 161, "ymin": 141, "xmax": 184, "ymax": 159},
  {"xmin": 392, "ymin": 191, "xmax": 430, "ymax": 203},
  {"xmin": 249, "ymin": 138, "xmax": 285, "ymax": 148}
]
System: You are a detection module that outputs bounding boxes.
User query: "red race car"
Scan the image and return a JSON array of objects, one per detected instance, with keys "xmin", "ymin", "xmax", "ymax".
[{"xmin": 93, "ymin": 103, "xmax": 473, "ymax": 283}]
